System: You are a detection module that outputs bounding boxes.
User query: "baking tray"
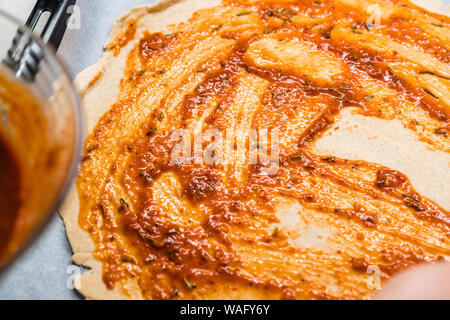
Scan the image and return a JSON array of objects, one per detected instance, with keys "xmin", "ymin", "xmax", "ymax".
[{"xmin": 0, "ymin": 0, "xmax": 154, "ymax": 300}]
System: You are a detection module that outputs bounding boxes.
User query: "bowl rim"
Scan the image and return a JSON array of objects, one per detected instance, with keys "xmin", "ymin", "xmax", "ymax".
[{"xmin": 0, "ymin": 8, "xmax": 82, "ymax": 273}]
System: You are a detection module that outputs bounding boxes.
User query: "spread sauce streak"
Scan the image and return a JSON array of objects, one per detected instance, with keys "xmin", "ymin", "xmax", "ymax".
[{"xmin": 78, "ymin": 0, "xmax": 450, "ymax": 299}]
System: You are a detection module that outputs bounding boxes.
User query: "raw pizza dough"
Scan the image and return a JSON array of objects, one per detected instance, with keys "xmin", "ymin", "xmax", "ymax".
[{"xmin": 60, "ymin": 0, "xmax": 450, "ymax": 300}]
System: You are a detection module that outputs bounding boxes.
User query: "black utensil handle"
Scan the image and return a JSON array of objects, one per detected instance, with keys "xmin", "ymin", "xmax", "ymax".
[
  {"xmin": 26, "ymin": 0, "xmax": 76, "ymax": 50},
  {"xmin": 4, "ymin": 0, "xmax": 76, "ymax": 81}
]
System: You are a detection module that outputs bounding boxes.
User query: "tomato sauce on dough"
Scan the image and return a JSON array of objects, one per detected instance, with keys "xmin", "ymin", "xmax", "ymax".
[{"xmin": 77, "ymin": 0, "xmax": 450, "ymax": 299}]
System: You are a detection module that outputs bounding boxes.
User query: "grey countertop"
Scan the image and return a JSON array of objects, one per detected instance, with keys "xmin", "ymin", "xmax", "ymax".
[{"xmin": 0, "ymin": 0, "xmax": 154, "ymax": 300}]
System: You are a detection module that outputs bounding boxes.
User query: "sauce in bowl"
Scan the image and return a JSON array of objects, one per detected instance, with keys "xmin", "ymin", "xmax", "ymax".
[{"xmin": 0, "ymin": 134, "xmax": 22, "ymax": 263}]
